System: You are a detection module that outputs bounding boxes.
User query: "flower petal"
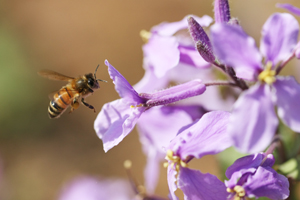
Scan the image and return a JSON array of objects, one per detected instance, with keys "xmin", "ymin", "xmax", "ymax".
[
  {"xmin": 143, "ymin": 149, "xmax": 162, "ymax": 194},
  {"xmin": 169, "ymin": 111, "xmax": 232, "ymax": 160},
  {"xmin": 133, "ymin": 65, "xmax": 169, "ymax": 93},
  {"xmin": 225, "ymin": 153, "xmax": 264, "ymax": 179},
  {"xmin": 138, "ymin": 106, "xmax": 199, "ymax": 193},
  {"xmin": 277, "ymin": 3, "xmax": 300, "ymax": 16},
  {"xmin": 178, "ymin": 168, "xmax": 228, "ymax": 200},
  {"xmin": 167, "ymin": 166, "xmax": 179, "ymax": 200},
  {"xmin": 210, "ymin": 24, "xmax": 262, "ymax": 80},
  {"xmin": 94, "ymin": 99, "xmax": 146, "ymax": 152},
  {"xmin": 274, "ymin": 76, "xmax": 300, "ymax": 132},
  {"xmin": 138, "ymin": 106, "xmax": 201, "ymax": 153},
  {"xmin": 244, "ymin": 166, "xmax": 289, "ymax": 199},
  {"xmin": 143, "ymin": 34, "xmax": 180, "ymax": 78},
  {"xmin": 105, "ymin": 60, "xmax": 143, "ymax": 103},
  {"xmin": 152, "ymin": 15, "xmax": 213, "ymax": 36},
  {"xmin": 260, "ymin": 13, "xmax": 299, "ymax": 64},
  {"xmin": 58, "ymin": 176, "xmax": 134, "ymax": 200},
  {"xmin": 228, "ymin": 83, "xmax": 278, "ymax": 153},
  {"xmin": 178, "ymin": 46, "xmax": 210, "ymax": 68}
]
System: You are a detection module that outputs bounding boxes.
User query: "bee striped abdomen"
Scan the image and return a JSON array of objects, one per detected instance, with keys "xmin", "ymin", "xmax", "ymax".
[{"xmin": 48, "ymin": 87, "xmax": 75, "ymax": 118}]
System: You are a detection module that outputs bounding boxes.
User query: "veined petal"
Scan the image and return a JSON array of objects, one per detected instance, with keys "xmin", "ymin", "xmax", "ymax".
[
  {"xmin": 225, "ymin": 168, "xmax": 257, "ymax": 189},
  {"xmin": 225, "ymin": 153, "xmax": 264, "ymax": 179},
  {"xmin": 105, "ymin": 60, "xmax": 143, "ymax": 103},
  {"xmin": 138, "ymin": 106, "xmax": 201, "ymax": 153},
  {"xmin": 94, "ymin": 99, "xmax": 146, "ymax": 152},
  {"xmin": 273, "ymin": 76, "xmax": 300, "ymax": 132},
  {"xmin": 277, "ymin": 3, "xmax": 300, "ymax": 16},
  {"xmin": 138, "ymin": 106, "xmax": 196, "ymax": 193},
  {"xmin": 210, "ymin": 24, "xmax": 262, "ymax": 80},
  {"xmin": 244, "ymin": 166, "xmax": 289, "ymax": 199},
  {"xmin": 225, "ymin": 153, "xmax": 275, "ymax": 179},
  {"xmin": 178, "ymin": 168, "xmax": 228, "ymax": 200},
  {"xmin": 260, "ymin": 13, "xmax": 299, "ymax": 65},
  {"xmin": 143, "ymin": 34, "xmax": 180, "ymax": 78},
  {"xmin": 228, "ymin": 83, "xmax": 278, "ymax": 153},
  {"xmin": 168, "ymin": 111, "xmax": 232, "ymax": 160}
]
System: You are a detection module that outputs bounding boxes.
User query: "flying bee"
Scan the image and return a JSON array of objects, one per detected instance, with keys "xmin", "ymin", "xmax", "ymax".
[{"xmin": 38, "ymin": 65, "xmax": 107, "ymax": 119}]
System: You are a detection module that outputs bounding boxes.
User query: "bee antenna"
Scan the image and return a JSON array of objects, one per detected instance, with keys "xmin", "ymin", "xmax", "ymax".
[
  {"xmin": 94, "ymin": 64, "xmax": 107, "ymax": 83},
  {"xmin": 97, "ymin": 79, "xmax": 107, "ymax": 83},
  {"xmin": 94, "ymin": 64, "xmax": 100, "ymax": 79}
]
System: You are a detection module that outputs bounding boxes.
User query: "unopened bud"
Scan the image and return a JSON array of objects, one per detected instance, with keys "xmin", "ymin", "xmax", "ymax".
[
  {"xmin": 187, "ymin": 17, "xmax": 215, "ymax": 63},
  {"xmin": 214, "ymin": 0, "xmax": 231, "ymax": 23}
]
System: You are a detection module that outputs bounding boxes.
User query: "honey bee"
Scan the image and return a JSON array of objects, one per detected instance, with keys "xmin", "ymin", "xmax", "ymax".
[{"xmin": 38, "ymin": 65, "xmax": 107, "ymax": 119}]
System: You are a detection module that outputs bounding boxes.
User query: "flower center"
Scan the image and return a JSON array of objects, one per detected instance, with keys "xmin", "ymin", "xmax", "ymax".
[
  {"xmin": 227, "ymin": 185, "xmax": 246, "ymax": 200},
  {"xmin": 163, "ymin": 150, "xmax": 188, "ymax": 172},
  {"xmin": 140, "ymin": 30, "xmax": 152, "ymax": 43},
  {"xmin": 258, "ymin": 62, "xmax": 276, "ymax": 84}
]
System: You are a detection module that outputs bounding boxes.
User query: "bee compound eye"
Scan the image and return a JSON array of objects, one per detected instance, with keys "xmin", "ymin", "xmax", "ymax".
[{"xmin": 88, "ymin": 78, "xmax": 94, "ymax": 87}]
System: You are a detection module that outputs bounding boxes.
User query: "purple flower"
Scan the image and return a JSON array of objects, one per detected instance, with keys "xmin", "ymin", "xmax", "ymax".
[
  {"xmin": 225, "ymin": 153, "xmax": 289, "ymax": 199},
  {"xmin": 277, "ymin": 4, "xmax": 300, "ymax": 60},
  {"xmin": 137, "ymin": 105, "xmax": 206, "ymax": 193},
  {"xmin": 187, "ymin": 16, "xmax": 215, "ymax": 63},
  {"xmin": 210, "ymin": 13, "xmax": 300, "ymax": 153},
  {"xmin": 164, "ymin": 111, "xmax": 232, "ymax": 200},
  {"xmin": 214, "ymin": 0, "xmax": 231, "ymax": 24},
  {"xmin": 58, "ymin": 176, "xmax": 134, "ymax": 200},
  {"xmin": 277, "ymin": 3, "xmax": 300, "ymax": 16},
  {"xmin": 142, "ymin": 15, "xmax": 212, "ymax": 78},
  {"xmin": 94, "ymin": 60, "xmax": 206, "ymax": 152}
]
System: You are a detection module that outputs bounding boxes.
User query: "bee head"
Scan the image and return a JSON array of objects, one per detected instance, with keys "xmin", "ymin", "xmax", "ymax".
[
  {"xmin": 85, "ymin": 65, "xmax": 107, "ymax": 90},
  {"xmin": 85, "ymin": 73, "xmax": 100, "ymax": 90}
]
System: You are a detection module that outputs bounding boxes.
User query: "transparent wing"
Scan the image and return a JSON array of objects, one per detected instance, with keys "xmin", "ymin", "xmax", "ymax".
[{"xmin": 38, "ymin": 69, "xmax": 74, "ymax": 81}]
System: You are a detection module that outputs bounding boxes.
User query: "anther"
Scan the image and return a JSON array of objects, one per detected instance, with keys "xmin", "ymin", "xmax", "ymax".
[
  {"xmin": 164, "ymin": 150, "xmax": 188, "ymax": 172},
  {"xmin": 130, "ymin": 104, "xmax": 145, "ymax": 108},
  {"xmin": 140, "ymin": 30, "xmax": 152, "ymax": 43},
  {"xmin": 258, "ymin": 61, "xmax": 276, "ymax": 84}
]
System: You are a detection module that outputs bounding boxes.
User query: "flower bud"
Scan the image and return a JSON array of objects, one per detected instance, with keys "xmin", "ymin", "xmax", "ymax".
[{"xmin": 187, "ymin": 16, "xmax": 215, "ymax": 63}]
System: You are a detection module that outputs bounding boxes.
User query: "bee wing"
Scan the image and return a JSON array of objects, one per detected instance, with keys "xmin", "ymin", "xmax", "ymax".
[{"xmin": 38, "ymin": 69, "xmax": 74, "ymax": 81}]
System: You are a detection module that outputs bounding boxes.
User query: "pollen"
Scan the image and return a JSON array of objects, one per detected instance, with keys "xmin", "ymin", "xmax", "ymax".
[
  {"xmin": 258, "ymin": 61, "xmax": 276, "ymax": 84},
  {"xmin": 227, "ymin": 186, "xmax": 246, "ymax": 200},
  {"xmin": 130, "ymin": 104, "xmax": 145, "ymax": 108},
  {"xmin": 163, "ymin": 150, "xmax": 188, "ymax": 172},
  {"xmin": 140, "ymin": 30, "xmax": 152, "ymax": 43}
]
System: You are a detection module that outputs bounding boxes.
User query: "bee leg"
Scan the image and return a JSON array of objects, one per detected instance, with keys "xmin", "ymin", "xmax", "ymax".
[
  {"xmin": 81, "ymin": 98, "xmax": 96, "ymax": 112},
  {"xmin": 69, "ymin": 98, "xmax": 80, "ymax": 113}
]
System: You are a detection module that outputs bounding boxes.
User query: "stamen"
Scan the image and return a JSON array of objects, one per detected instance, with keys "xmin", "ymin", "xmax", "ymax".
[
  {"xmin": 124, "ymin": 160, "xmax": 132, "ymax": 169},
  {"xmin": 140, "ymin": 30, "xmax": 152, "ymax": 43},
  {"xmin": 234, "ymin": 185, "xmax": 245, "ymax": 197},
  {"xmin": 227, "ymin": 186, "xmax": 246, "ymax": 200},
  {"xmin": 164, "ymin": 150, "xmax": 188, "ymax": 172},
  {"xmin": 258, "ymin": 61, "xmax": 276, "ymax": 84},
  {"xmin": 130, "ymin": 104, "xmax": 145, "ymax": 108}
]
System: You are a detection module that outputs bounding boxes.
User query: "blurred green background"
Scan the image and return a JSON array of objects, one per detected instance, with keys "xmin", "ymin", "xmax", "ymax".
[{"xmin": 0, "ymin": 0, "xmax": 300, "ymax": 199}]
